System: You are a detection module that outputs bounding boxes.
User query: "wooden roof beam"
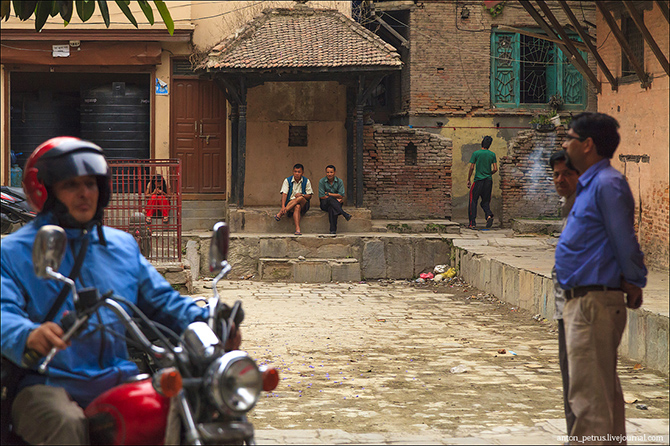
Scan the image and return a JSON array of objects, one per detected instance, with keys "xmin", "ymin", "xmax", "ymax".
[
  {"xmin": 557, "ymin": 0, "xmax": 618, "ymax": 90},
  {"xmin": 497, "ymin": 25, "xmax": 588, "ymax": 51},
  {"xmin": 596, "ymin": 1, "xmax": 650, "ymax": 88},
  {"xmin": 655, "ymin": 0, "xmax": 669, "ymax": 23},
  {"xmin": 624, "ymin": 2, "xmax": 670, "ymax": 76},
  {"xmin": 374, "ymin": 13, "xmax": 409, "ymax": 48},
  {"xmin": 520, "ymin": 0, "xmax": 601, "ymax": 93},
  {"xmin": 535, "ymin": 1, "xmax": 601, "ymax": 94}
]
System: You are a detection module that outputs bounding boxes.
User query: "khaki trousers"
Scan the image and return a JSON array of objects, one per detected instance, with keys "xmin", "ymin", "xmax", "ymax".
[
  {"xmin": 563, "ymin": 290, "xmax": 627, "ymax": 445},
  {"xmin": 12, "ymin": 384, "xmax": 88, "ymax": 445}
]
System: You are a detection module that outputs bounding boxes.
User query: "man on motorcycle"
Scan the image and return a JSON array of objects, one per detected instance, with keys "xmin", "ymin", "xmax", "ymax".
[{"xmin": 1, "ymin": 137, "xmax": 239, "ymax": 445}]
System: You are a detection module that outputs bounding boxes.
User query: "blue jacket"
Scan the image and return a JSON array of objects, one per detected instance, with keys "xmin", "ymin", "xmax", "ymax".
[{"xmin": 1, "ymin": 212, "xmax": 208, "ymax": 408}]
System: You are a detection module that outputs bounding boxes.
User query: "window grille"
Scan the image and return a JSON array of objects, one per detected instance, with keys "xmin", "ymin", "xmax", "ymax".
[
  {"xmin": 172, "ymin": 59, "xmax": 197, "ymax": 76},
  {"xmin": 491, "ymin": 31, "xmax": 586, "ymax": 109}
]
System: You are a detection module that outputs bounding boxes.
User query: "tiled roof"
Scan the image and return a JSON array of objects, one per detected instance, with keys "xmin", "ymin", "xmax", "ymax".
[{"xmin": 198, "ymin": 6, "xmax": 402, "ymax": 72}]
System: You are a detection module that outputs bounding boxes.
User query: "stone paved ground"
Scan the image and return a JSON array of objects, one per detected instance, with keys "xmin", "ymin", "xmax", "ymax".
[{"xmin": 195, "ymin": 279, "xmax": 669, "ymax": 445}]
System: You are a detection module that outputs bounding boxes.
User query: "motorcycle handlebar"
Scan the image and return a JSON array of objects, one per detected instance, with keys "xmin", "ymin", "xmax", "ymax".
[
  {"xmin": 102, "ymin": 298, "xmax": 173, "ymax": 360},
  {"xmin": 30, "ymin": 295, "xmax": 174, "ymax": 373}
]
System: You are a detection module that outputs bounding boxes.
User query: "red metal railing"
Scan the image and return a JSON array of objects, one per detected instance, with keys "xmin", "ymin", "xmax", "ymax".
[{"xmin": 105, "ymin": 159, "xmax": 181, "ymax": 263}]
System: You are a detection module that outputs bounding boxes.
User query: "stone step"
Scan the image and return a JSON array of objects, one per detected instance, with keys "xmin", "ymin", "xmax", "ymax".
[
  {"xmin": 227, "ymin": 206, "xmax": 372, "ymax": 234},
  {"xmin": 182, "ymin": 200, "xmax": 227, "ymax": 231},
  {"xmin": 511, "ymin": 218, "xmax": 562, "ymax": 235},
  {"xmin": 182, "ymin": 233, "xmax": 453, "ymax": 283},
  {"xmin": 259, "ymin": 258, "xmax": 361, "ymax": 282},
  {"xmin": 371, "ymin": 219, "xmax": 461, "ymax": 234}
]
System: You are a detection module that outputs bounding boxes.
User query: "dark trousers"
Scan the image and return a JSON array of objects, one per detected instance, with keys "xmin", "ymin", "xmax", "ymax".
[
  {"xmin": 320, "ymin": 197, "xmax": 345, "ymax": 232},
  {"xmin": 558, "ymin": 318, "xmax": 576, "ymax": 435},
  {"xmin": 468, "ymin": 177, "xmax": 493, "ymax": 226}
]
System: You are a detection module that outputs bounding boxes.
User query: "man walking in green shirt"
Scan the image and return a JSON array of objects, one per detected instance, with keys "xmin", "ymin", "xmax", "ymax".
[{"xmin": 467, "ymin": 136, "xmax": 498, "ymax": 229}]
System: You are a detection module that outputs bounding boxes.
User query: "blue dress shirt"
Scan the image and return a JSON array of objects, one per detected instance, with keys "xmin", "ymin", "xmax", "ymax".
[{"xmin": 555, "ymin": 158, "xmax": 647, "ymax": 290}]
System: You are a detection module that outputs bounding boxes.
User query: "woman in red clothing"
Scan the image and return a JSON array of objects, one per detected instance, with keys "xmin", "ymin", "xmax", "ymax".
[{"xmin": 145, "ymin": 174, "xmax": 170, "ymax": 224}]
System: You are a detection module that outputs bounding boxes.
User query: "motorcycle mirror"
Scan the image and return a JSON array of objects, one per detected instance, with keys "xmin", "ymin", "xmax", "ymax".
[
  {"xmin": 209, "ymin": 221, "xmax": 230, "ymax": 273},
  {"xmin": 33, "ymin": 225, "xmax": 67, "ymax": 278}
]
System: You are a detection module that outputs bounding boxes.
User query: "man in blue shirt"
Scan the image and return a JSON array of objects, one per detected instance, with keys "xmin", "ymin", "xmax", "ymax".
[
  {"xmin": 318, "ymin": 165, "xmax": 351, "ymax": 235},
  {"xmin": 556, "ymin": 113, "xmax": 647, "ymax": 444}
]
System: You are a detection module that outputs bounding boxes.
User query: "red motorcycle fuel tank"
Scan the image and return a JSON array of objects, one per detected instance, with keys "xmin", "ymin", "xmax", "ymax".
[{"xmin": 85, "ymin": 378, "xmax": 170, "ymax": 445}]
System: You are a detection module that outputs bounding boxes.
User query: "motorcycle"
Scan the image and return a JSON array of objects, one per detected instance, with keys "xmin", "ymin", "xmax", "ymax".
[
  {"xmin": 1, "ymin": 186, "xmax": 36, "ymax": 234},
  {"xmin": 14, "ymin": 221, "xmax": 278, "ymax": 445}
]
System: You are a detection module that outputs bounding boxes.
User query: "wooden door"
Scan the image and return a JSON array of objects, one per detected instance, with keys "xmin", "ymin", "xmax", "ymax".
[{"xmin": 172, "ymin": 79, "xmax": 226, "ymax": 193}]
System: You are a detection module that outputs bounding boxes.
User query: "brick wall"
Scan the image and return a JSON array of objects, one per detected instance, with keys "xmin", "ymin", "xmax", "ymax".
[
  {"xmin": 363, "ymin": 125, "xmax": 452, "ymax": 219},
  {"xmin": 639, "ymin": 184, "xmax": 670, "ymax": 271},
  {"xmin": 404, "ymin": 0, "xmax": 598, "ymax": 116},
  {"xmin": 499, "ymin": 128, "xmax": 567, "ymax": 227}
]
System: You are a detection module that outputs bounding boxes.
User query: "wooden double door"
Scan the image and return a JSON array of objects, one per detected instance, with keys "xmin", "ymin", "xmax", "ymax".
[{"xmin": 172, "ymin": 79, "xmax": 226, "ymax": 194}]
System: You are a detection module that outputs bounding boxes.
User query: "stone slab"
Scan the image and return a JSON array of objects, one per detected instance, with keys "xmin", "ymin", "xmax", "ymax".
[
  {"xmin": 294, "ymin": 260, "xmax": 332, "ymax": 283},
  {"xmin": 331, "ymin": 260, "xmax": 362, "ymax": 282},
  {"xmin": 362, "ymin": 239, "xmax": 386, "ymax": 279}
]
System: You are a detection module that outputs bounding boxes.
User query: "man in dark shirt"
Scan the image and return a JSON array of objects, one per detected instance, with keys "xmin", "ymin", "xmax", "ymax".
[
  {"xmin": 318, "ymin": 165, "xmax": 351, "ymax": 235},
  {"xmin": 467, "ymin": 136, "xmax": 498, "ymax": 229},
  {"xmin": 556, "ymin": 112, "xmax": 647, "ymax": 444},
  {"xmin": 549, "ymin": 150, "xmax": 579, "ymax": 436}
]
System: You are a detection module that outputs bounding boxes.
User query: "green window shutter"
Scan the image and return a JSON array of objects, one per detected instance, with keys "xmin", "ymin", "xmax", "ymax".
[
  {"xmin": 492, "ymin": 32, "xmax": 519, "ymax": 108},
  {"xmin": 558, "ymin": 47, "xmax": 586, "ymax": 107}
]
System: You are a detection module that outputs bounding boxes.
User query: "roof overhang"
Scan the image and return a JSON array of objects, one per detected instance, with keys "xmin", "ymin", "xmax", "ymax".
[{"xmin": 0, "ymin": 28, "xmax": 192, "ymax": 42}]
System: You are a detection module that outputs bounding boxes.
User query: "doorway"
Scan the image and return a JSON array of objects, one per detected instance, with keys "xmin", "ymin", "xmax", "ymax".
[{"xmin": 171, "ymin": 78, "xmax": 226, "ymax": 194}]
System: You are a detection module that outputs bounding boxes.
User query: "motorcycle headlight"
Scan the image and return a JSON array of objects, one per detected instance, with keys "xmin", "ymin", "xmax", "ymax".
[{"xmin": 204, "ymin": 351, "xmax": 262, "ymax": 415}]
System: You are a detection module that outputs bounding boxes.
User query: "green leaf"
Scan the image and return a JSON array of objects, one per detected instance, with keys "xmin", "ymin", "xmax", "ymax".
[
  {"xmin": 58, "ymin": 0, "xmax": 73, "ymax": 22},
  {"xmin": 114, "ymin": 0, "xmax": 137, "ymax": 28},
  {"xmin": 137, "ymin": 0, "xmax": 153, "ymax": 25},
  {"xmin": 50, "ymin": 1, "xmax": 59, "ymax": 17},
  {"xmin": 13, "ymin": 0, "xmax": 36, "ymax": 20},
  {"xmin": 154, "ymin": 0, "xmax": 172, "ymax": 35},
  {"xmin": 34, "ymin": 1, "xmax": 51, "ymax": 30},
  {"xmin": 75, "ymin": 0, "xmax": 95, "ymax": 22},
  {"xmin": 1, "ymin": 1, "xmax": 11, "ymax": 20},
  {"xmin": 97, "ymin": 0, "xmax": 109, "ymax": 27}
]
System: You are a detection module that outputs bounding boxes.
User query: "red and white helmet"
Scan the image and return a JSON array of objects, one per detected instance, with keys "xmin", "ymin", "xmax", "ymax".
[{"xmin": 22, "ymin": 137, "xmax": 111, "ymax": 213}]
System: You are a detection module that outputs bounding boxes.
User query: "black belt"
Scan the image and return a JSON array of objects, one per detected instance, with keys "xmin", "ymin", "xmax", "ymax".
[{"xmin": 566, "ymin": 285, "xmax": 622, "ymax": 300}]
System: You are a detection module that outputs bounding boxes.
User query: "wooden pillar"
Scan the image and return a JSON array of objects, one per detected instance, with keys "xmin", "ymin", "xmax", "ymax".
[
  {"xmin": 356, "ymin": 76, "xmax": 365, "ymax": 207},
  {"xmin": 346, "ymin": 110, "xmax": 355, "ymax": 203},
  {"xmin": 230, "ymin": 103, "xmax": 239, "ymax": 204},
  {"xmin": 237, "ymin": 77, "xmax": 247, "ymax": 208}
]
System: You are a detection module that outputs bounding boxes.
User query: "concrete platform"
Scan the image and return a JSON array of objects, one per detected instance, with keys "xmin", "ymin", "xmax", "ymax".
[
  {"xmin": 451, "ymin": 227, "xmax": 669, "ymax": 375},
  {"xmin": 227, "ymin": 206, "xmax": 372, "ymax": 234}
]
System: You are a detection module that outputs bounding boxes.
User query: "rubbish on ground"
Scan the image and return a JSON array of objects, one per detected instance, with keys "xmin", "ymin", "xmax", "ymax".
[
  {"xmin": 633, "ymin": 363, "xmax": 644, "ymax": 370},
  {"xmin": 243, "ymin": 274, "xmax": 254, "ymax": 280},
  {"xmin": 298, "ymin": 255, "xmax": 306, "ymax": 260},
  {"xmin": 509, "ymin": 351, "xmax": 517, "ymax": 356},
  {"xmin": 419, "ymin": 272, "xmax": 434, "ymax": 280},
  {"xmin": 433, "ymin": 274, "xmax": 444, "ymax": 282},
  {"xmin": 444, "ymin": 267, "xmax": 457, "ymax": 278},
  {"xmin": 433, "ymin": 264, "xmax": 448, "ymax": 274},
  {"xmin": 376, "ymin": 318, "xmax": 386, "ymax": 322},
  {"xmin": 624, "ymin": 396, "xmax": 638, "ymax": 404},
  {"xmin": 635, "ymin": 404, "xmax": 648, "ymax": 410},
  {"xmin": 497, "ymin": 349, "xmax": 506, "ymax": 354},
  {"xmin": 450, "ymin": 364, "xmax": 468, "ymax": 374},
  {"xmin": 416, "ymin": 278, "xmax": 425, "ymax": 283}
]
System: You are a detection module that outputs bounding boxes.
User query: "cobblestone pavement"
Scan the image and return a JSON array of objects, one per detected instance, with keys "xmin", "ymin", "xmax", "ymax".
[{"xmin": 195, "ymin": 279, "xmax": 669, "ymax": 445}]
